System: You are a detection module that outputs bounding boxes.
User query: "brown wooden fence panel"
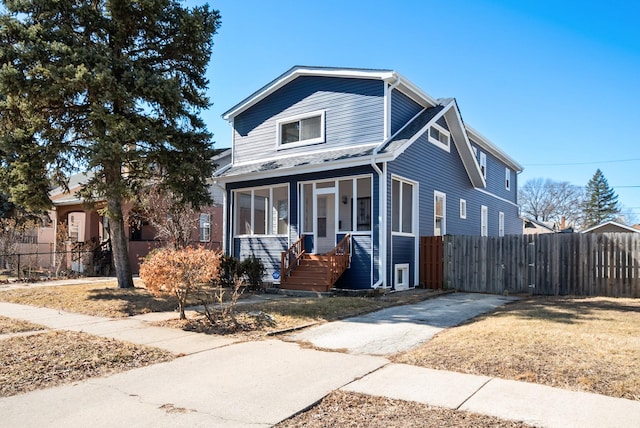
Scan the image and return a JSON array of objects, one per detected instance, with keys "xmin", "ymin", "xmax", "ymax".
[
  {"xmin": 436, "ymin": 233, "xmax": 640, "ymax": 297},
  {"xmin": 420, "ymin": 236, "xmax": 443, "ymax": 289}
]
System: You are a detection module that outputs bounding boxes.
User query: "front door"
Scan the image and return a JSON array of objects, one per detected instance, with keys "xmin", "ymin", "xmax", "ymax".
[{"xmin": 316, "ymin": 193, "xmax": 336, "ymax": 253}]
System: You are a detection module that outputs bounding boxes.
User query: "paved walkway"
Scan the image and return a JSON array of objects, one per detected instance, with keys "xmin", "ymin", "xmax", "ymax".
[{"xmin": 1, "ymin": 293, "xmax": 640, "ymax": 427}]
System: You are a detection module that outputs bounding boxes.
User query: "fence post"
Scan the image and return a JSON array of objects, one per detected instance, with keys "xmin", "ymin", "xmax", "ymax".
[{"xmin": 527, "ymin": 241, "xmax": 535, "ymax": 294}]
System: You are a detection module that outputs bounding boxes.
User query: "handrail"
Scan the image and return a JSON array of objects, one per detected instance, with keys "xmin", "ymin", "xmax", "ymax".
[
  {"xmin": 325, "ymin": 234, "xmax": 351, "ymax": 286},
  {"xmin": 280, "ymin": 235, "xmax": 305, "ymax": 284}
]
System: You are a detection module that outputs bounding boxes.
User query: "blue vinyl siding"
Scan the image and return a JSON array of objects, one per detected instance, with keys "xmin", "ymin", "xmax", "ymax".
[
  {"xmin": 233, "ymin": 236, "xmax": 288, "ymax": 282},
  {"xmin": 391, "ymin": 90, "xmax": 423, "ymax": 135},
  {"xmin": 470, "ymin": 139, "xmax": 517, "ymax": 204},
  {"xmin": 233, "ymin": 76, "xmax": 384, "ymax": 164},
  {"xmin": 391, "ymin": 235, "xmax": 415, "ymax": 288},
  {"xmin": 335, "ymin": 234, "xmax": 372, "ymax": 289},
  {"xmin": 388, "ymin": 131, "xmax": 522, "ymax": 238}
]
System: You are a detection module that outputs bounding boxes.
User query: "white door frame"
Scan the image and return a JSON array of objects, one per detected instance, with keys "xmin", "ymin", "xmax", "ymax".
[{"xmin": 313, "ymin": 186, "xmax": 337, "ymax": 254}]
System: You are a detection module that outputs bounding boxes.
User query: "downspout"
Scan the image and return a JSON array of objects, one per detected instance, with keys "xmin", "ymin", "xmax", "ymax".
[{"xmin": 370, "ymin": 75, "xmax": 401, "ymax": 288}]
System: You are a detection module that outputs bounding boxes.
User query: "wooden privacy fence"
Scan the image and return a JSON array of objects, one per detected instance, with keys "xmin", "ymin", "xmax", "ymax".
[{"xmin": 421, "ymin": 233, "xmax": 640, "ymax": 297}]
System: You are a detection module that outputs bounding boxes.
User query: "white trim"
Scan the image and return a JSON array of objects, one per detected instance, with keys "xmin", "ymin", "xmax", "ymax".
[
  {"xmin": 481, "ymin": 205, "xmax": 488, "ymax": 237},
  {"xmin": 475, "ymin": 188, "xmax": 520, "ymax": 208},
  {"xmin": 460, "ymin": 198, "xmax": 467, "ymax": 219},
  {"xmin": 434, "ymin": 191, "xmax": 446, "ymax": 236},
  {"xmin": 466, "ymin": 124, "xmax": 523, "ymax": 172},
  {"xmin": 499, "ymin": 211, "xmax": 505, "ymax": 237},
  {"xmin": 275, "ymin": 110, "xmax": 325, "ymax": 150},
  {"xmin": 394, "ymin": 263, "xmax": 410, "ymax": 291},
  {"xmin": 428, "ymin": 123, "xmax": 451, "ymax": 152}
]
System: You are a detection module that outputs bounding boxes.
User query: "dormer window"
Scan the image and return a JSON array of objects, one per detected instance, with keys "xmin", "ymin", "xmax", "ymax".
[
  {"xmin": 276, "ymin": 110, "xmax": 325, "ymax": 149},
  {"xmin": 428, "ymin": 124, "xmax": 450, "ymax": 151}
]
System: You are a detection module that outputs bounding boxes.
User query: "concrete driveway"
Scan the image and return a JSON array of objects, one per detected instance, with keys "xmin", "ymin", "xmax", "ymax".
[{"xmin": 290, "ymin": 292, "xmax": 518, "ymax": 355}]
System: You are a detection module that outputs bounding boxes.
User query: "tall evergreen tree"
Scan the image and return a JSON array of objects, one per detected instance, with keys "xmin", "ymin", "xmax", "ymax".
[
  {"xmin": 582, "ymin": 169, "xmax": 620, "ymax": 228},
  {"xmin": 0, "ymin": 0, "xmax": 221, "ymax": 288}
]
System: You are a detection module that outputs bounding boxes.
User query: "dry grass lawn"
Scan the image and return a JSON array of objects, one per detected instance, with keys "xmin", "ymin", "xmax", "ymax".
[
  {"xmin": 1, "ymin": 329, "xmax": 174, "ymax": 397},
  {"xmin": 0, "ymin": 316, "xmax": 45, "ymax": 334},
  {"xmin": 276, "ymin": 391, "xmax": 532, "ymax": 427},
  {"xmin": 393, "ymin": 296, "xmax": 640, "ymax": 400},
  {"xmin": 0, "ymin": 282, "xmax": 180, "ymax": 317}
]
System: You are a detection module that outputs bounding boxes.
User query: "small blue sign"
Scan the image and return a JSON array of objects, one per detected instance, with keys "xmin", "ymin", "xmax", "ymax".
[{"xmin": 272, "ymin": 270, "xmax": 280, "ymax": 280}]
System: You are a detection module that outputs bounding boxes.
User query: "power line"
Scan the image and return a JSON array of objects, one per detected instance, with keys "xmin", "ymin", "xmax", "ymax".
[{"xmin": 524, "ymin": 158, "xmax": 640, "ymax": 167}]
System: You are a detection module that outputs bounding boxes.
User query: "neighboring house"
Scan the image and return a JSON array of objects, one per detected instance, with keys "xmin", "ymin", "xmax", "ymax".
[
  {"xmin": 34, "ymin": 149, "xmax": 231, "ymax": 274},
  {"xmin": 214, "ymin": 66, "xmax": 523, "ymax": 291},
  {"xmin": 581, "ymin": 221, "xmax": 640, "ymax": 234},
  {"xmin": 522, "ymin": 217, "xmax": 556, "ymax": 235}
]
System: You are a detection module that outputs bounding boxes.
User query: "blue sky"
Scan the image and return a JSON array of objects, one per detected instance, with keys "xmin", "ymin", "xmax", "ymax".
[{"xmin": 188, "ymin": 0, "xmax": 640, "ymax": 222}]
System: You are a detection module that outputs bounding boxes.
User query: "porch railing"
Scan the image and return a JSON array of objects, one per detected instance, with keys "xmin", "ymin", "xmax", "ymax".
[
  {"xmin": 280, "ymin": 235, "xmax": 305, "ymax": 285},
  {"xmin": 326, "ymin": 234, "xmax": 351, "ymax": 285}
]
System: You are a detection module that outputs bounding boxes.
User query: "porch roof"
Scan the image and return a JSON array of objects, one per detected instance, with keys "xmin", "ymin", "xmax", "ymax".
[{"xmin": 213, "ymin": 145, "xmax": 378, "ymax": 180}]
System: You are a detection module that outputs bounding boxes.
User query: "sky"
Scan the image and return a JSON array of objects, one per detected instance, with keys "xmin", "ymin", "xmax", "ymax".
[{"xmin": 186, "ymin": 0, "xmax": 640, "ymax": 223}]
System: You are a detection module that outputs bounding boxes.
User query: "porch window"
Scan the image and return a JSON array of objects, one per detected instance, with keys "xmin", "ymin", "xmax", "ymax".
[
  {"xmin": 199, "ymin": 213, "xmax": 211, "ymax": 242},
  {"xmin": 434, "ymin": 191, "xmax": 446, "ymax": 236},
  {"xmin": 337, "ymin": 177, "xmax": 372, "ymax": 232},
  {"xmin": 392, "ymin": 178, "xmax": 414, "ymax": 234},
  {"xmin": 276, "ymin": 111, "xmax": 325, "ymax": 148},
  {"xmin": 234, "ymin": 185, "xmax": 289, "ymax": 236}
]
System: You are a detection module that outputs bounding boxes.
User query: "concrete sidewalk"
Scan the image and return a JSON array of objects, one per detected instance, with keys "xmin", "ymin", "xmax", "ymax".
[{"xmin": 2, "ymin": 296, "xmax": 640, "ymax": 427}]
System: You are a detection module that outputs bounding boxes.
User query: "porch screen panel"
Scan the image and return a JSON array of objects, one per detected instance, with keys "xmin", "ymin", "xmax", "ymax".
[
  {"xmin": 272, "ymin": 186, "xmax": 288, "ymax": 235},
  {"xmin": 303, "ymin": 183, "xmax": 313, "ymax": 234},
  {"xmin": 338, "ymin": 180, "xmax": 353, "ymax": 232},
  {"xmin": 357, "ymin": 177, "xmax": 372, "ymax": 231},
  {"xmin": 236, "ymin": 192, "xmax": 252, "ymax": 235},
  {"xmin": 253, "ymin": 189, "xmax": 269, "ymax": 235}
]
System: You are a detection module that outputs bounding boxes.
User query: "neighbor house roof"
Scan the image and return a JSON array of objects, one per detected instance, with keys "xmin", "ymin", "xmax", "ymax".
[{"xmin": 581, "ymin": 221, "xmax": 640, "ymax": 234}]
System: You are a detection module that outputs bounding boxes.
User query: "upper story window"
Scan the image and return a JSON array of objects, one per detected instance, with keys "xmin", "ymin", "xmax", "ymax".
[
  {"xmin": 428, "ymin": 124, "xmax": 450, "ymax": 152},
  {"xmin": 499, "ymin": 212, "xmax": 505, "ymax": 237},
  {"xmin": 505, "ymin": 168, "xmax": 511, "ymax": 190},
  {"xmin": 460, "ymin": 199, "xmax": 467, "ymax": 219},
  {"xmin": 276, "ymin": 110, "xmax": 325, "ymax": 149},
  {"xmin": 479, "ymin": 152, "xmax": 487, "ymax": 179}
]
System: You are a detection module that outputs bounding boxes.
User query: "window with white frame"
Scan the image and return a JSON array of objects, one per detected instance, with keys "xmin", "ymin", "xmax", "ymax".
[
  {"xmin": 338, "ymin": 176, "xmax": 372, "ymax": 232},
  {"xmin": 499, "ymin": 211, "xmax": 505, "ymax": 237},
  {"xmin": 460, "ymin": 199, "xmax": 467, "ymax": 219},
  {"xmin": 234, "ymin": 185, "xmax": 289, "ymax": 236},
  {"xmin": 434, "ymin": 191, "xmax": 446, "ymax": 236},
  {"xmin": 481, "ymin": 205, "xmax": 488, "ymax": 237},
  {"xmin": 276, "ymin": 111, "xmax": 325, "ymax": 148},
  {"xmin": 199, "ymin": 213, "xmax": 211, "ymax": 242},
  {"xmin": 392, "ymin": 178, "xmax": 414, "ymax": 234},
  {"xmin": 428, "ymin": 124, "xmax": 450, "ymax": 151},
  {"xmin": 505, "ymin": 168, "xmax": 511, "ymax": 190},
  {"xmin": 479, "ymin": 152, "xmax": 487, "ymax": 179}
]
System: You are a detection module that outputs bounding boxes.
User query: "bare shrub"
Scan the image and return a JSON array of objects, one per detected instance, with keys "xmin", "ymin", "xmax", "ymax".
[{"xmin": 139, "ymin": 247, "xmax": 221, "ymax": 319}]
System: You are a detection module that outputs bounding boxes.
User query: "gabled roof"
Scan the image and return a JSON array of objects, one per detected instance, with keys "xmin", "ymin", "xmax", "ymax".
[
  {"xmin": 581, "ymin": 221, "xmax": 640, "ymax": 234},
  {"xmin": 218, "ymin": 66, "xmax": 521, "ymax": 185},
  {"xmin": 222, "ymin": 65, "xmax": 438, "ymax": 121}
]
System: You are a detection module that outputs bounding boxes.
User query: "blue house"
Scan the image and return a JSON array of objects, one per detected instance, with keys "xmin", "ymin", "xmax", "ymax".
[{"xmin": 213, "ymin": 66, "xmax": 523, "ymax": 291}]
